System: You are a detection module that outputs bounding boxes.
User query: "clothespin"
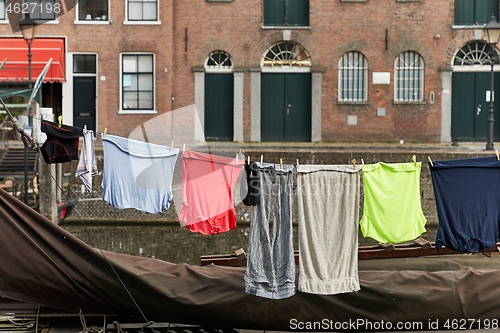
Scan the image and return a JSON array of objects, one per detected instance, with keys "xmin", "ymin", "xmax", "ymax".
[
  {"xmin": 296, "ymin": 159, "xmax": 299, "ymax": 166},
  {"xmin": 260, "ymin": 155, "xmax": 263, "ymax": 166},
  {"xmin": 103, "ymin": 128, "xmax": 107, "ymax": 138},
  {"xmin": 496, "ymin": 150, "xmax": 499, "ymax": 161},
  {"xmin": 83, "ymin": 125, "xmax": 87, "ymax": 134},
  {"xmin": 247, "ymin": 156, "xmax": 250, "ymax": 164},
  {"xmin": 236, "ymin": 153, "xmax": 239, "ymax": 164},
  {"xmin": 170, "ymin": 140, "xmax": 174, "ymax": 151},
  {"xmin": 412, "ymin": 155, "xmax": 417, "ymax": 166},
  {"xmin": 353, "ymin": 158, "xmax": 356, "ymax": 170},
  {"xmin": 57, "ymin": 115, "xmax": 62, "ymax": 128},
  {"xmin": 183, "ymin": 144, "xmax": 186, "ymax": 152},
  {"xmin": 427, "ymin": 156, "xmax": 434, "ymax": 167},
  {"xmin": 280, "ymin": 158, "xmax": 283, "ymax": 169},
  {"xmin": 361, "ymin": 159, "xmax": 365, "ymax": 166}
]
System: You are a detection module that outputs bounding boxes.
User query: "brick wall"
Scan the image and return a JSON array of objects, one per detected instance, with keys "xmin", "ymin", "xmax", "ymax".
[{"xmin": 0, "ymin": 0, "xmax": 465, "ymax": 143}]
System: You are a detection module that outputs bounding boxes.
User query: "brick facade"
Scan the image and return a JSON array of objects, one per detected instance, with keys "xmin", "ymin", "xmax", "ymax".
[{"xmin": 1, "ymin": 0, "xmax": 488, "ymax": 143}]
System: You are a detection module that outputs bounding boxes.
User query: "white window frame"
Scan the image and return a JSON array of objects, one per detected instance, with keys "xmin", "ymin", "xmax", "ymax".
[
  {"xmin": 119, "ymin": 52, "xmax": 157, "ymax": 114},
  {"xmin": 74, "ymin": 0, "xmax": 110, "ymax": 25},
  {"xmin": 123, "ymin": 0, "xmax": 160, "ymax": 25},
  {"xmin": 338, "ymin": 51, "xmax": 368, "ymax": 102},
  {"xmin": 0, "ymin": 0, "xmax": 8, "ymax": 23},
  {"xmin": 394, "ymin": 51, "xmax": 424, "ymax": 102},
  {"xmin": 260, "ymin": 41, "xmax": 312, "ymax": 73},
  {"xmin": 205, "ymin": 50, "xmax": 233, "ymax": 73},
  {"xmin": 23, "ymin": 0, "xmax": 58, "ymax": 23}
]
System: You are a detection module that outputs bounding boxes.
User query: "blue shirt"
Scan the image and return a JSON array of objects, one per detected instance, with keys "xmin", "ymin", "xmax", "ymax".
[{"xmin": 102, "ymin": 135, "xmax": 179, "ymax": 214}]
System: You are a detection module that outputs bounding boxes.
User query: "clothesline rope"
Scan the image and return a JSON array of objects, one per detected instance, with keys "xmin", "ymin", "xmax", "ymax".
[{"xmin": 36, "ymin": 148, "xmax": 156, "ymax": 333}]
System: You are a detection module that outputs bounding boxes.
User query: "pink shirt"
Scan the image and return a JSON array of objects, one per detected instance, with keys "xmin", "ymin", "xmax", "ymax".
[{"xmin": 179, "ymin": 150, "xmax": 244, "ymax": 235}]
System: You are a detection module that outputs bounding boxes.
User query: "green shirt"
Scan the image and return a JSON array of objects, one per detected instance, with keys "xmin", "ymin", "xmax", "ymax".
[{"xmin": 359, "ymin": 162, "xmax": 426, "ymax": 244}]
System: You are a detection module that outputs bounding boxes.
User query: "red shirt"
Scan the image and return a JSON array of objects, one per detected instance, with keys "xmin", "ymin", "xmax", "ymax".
[{"xmin": 179, "ymin": 150, "xmax": 244, "ymax": 235}]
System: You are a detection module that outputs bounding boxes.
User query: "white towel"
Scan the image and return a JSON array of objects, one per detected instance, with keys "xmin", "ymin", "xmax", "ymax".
[
  {"xmin": 297, "ymin": 164, "xmax": 361, "ymax": 295},
  {"xmin": 75, "ymin": 130, "xmax": 98, "ymax": 196}
]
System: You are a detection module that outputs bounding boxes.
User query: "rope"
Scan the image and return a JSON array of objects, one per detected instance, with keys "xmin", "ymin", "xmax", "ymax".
[
  {"xmin": 79, "ymin": 310, "xmax": 106, "ymax": 333},
  {"xmin": 0, "ymin": 97, "xmax": 158, "ymax": 332},
  {"xmin": 0, "ymin": 96, "xmax": 38, "ymax": 150},
  {"xmin": 79, "ymin": 310, "xmax": 88, "ymax": 333},
  {"xmin": 36, "ymin": 305, "xmax": 40, "ymax": 333},
  {"xmin": 39, "ymin": 150, "xmax": 155, "ymax": 333}
]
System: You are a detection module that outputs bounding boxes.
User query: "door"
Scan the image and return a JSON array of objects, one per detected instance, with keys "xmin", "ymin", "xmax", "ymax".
[
  {"xmin": 261, "ymin": 73, "xmax": 311, "ymax": 141},
  {"xmin": 204, "ymin": 73, "xmax": 234, "ymax": 141},
  {"xmin": 452, "ymin": 72, "xmax": 500, "ymax": 141},
  {"xmin": 73, "ymin": 76, "xmax": 96, "ymax": 132}
]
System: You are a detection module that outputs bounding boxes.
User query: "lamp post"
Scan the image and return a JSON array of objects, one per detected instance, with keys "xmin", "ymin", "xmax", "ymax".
[
  {"xmin": 19, "ymin": 15, "xmax": 37, "ymax": 204},
  {"xmin": 483, "ymin": 14, "xmax": 500, "ymax": 150}
]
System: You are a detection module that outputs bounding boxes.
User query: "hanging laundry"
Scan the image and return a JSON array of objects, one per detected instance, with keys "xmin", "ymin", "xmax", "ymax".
[
  {"xmin": 40, "ymin": 120, "xmax": 83, "ymax": 164},
  {"xmin": 179, "ymin": 150, "xmax": 244, "ymax": 235},
  {"xmin": 430, "ymin": 156, "xmax": 500, "ymax": 253},
  {"xmin": 245, "ymin": 163, "xmax": 295, "ymax": 300},
  {"xmin": 101, "ymin": 135, "xmax": 179, "ymax": 214},
  {"xmin": 75, "ymin": 130, "xmax": 98, "ymax": 196},
  {"xmin": 240, "ymin": 161, "xmax": 260, "ymax": 206},
  {"xmin": 297, "ymin": 164, "xmax": 361, "ymax": 295},
  {"xmin": 359, "ymin": 162, "xmax": 426, "ymax": 244}
]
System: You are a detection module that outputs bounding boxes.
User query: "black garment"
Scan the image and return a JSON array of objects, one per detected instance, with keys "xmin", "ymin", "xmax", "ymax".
[
  {"xmin": 240, "ymin": 161, "xmax": 260, "ymax": 206},
  {"xmin": 40, "ymin": 120, "xmax": 83, "ymax": 164}
]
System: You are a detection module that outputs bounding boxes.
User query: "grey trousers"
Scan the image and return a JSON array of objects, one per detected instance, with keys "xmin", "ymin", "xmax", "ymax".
[{"xmin": 244, "ymin": 162, "xmax": 295, "ymax": 299}]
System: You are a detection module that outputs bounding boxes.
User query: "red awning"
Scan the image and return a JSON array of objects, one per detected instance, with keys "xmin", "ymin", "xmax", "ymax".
[{"xmin": 0, "ymin": 37, "xmax": 65, "ymax": 83}]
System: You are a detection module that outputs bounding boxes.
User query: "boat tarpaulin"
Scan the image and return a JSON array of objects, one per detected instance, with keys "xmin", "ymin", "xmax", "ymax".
[{"xmin": 0, "ymin": 189, "xmax": 500, "ymax": 331}]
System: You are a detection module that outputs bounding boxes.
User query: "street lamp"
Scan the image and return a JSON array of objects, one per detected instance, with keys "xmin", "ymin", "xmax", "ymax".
[
  {"xmin": 19, "ymin": 15, "xmax": 37, "ymax": 204},
  {"xmin": 483, "ymin": 14, "xmax": 500, "ymax": 150}
]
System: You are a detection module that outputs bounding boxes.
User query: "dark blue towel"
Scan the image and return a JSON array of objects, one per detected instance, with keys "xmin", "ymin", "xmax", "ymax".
[{"xmin": 430, "ymin": 156, "xmax": 500, "ymax": 253}]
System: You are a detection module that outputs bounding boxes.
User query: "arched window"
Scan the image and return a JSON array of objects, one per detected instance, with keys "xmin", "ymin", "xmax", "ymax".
[
  {"xmin": 261, "ymin": 41, "xmax": 311, "ymax": 68},
  {"xmin": 453, "ymin": 41, "xmax": 498, "ymax": 66},
  {"xmin": 339, "ymin": 51, "xmax": 368, "ymax": 102},
  {"xmin": 395, "ymin": 51, "xmax": 424, "ymax": 102},
  {"xmin": 205, "ymin": 50, "xmax": 233, "ymax": 70}
]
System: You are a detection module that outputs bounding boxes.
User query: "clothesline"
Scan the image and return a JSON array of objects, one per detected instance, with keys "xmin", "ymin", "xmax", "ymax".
[{"xmin": 35, "ymin": 127, "xmax": 500, "ymax": 300}]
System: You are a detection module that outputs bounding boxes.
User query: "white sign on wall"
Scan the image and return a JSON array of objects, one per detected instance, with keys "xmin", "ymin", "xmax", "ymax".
[{"xmin": 372, "ymin": 72, "xmax": 390, "ymax": 84}]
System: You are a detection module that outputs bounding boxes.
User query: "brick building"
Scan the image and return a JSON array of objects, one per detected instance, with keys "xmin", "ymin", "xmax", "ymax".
[{"xmin": 0, "ymin": 0, "xmax": 499, "ymax": 144}]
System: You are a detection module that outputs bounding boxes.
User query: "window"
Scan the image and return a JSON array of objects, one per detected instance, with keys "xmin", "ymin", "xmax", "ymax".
[
  {"xmin": 394, "ymin": 51, "xmax": 424, "ymax": 102},
  {"xmin": 339, "ymin": 51, "xmax": 368, "ymax": 102},
  {"xmin": 454, "ymin": 0, "xmax": 498, "ymax": 25},
  {"xmin": 127, "ymin": 0, "xmax": 157, "ymax": 21},
  {"xmin": 78, "ymin": 0, "xmax": 108, "ymax": 21},
  {"xmin": 262, "ymin": 41, "xmax": 311, "ymax": 68},
  {"xmin": 121, "ymin": 54, "xmax": 154, "ymax": 111},
  {"xmin": 0, "ymin": 0, "xmax": 5, "ymax": 20},
  {"xmin": 264, "ymin": 0, "xmax": 309, "ymax": 27},
  {"xmin": 24, "ymin": 0, "xmax": 56, "ymax": 21},
  {"xmin": 454, "ymin": 41, "xmax": 497, "ymax": 66},
  {"xmin": 73, "ymin": 54, "xmax": 96, "ymax": 74},
  {"xmin": 206, "ymin": 50, "xmax": 233, "ymax": 69}
]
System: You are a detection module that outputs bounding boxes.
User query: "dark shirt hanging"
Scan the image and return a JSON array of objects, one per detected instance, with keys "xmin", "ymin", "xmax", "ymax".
[
  {"xmin": 430, "ymin": 156, "xmax": 500, "ymax": 253},
  {"xmin": 240, "ymin": 161, "xmax": 260, "ymax": 206},
  {"xmin": 40, "ymin": 120, "xmax": 83, "ymax": 164}
]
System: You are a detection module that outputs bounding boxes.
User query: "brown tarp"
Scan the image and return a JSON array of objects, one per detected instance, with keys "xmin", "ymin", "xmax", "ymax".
[{"xmin": 1, "ymin": 189, "xmax": 500, "ymax": 331}]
